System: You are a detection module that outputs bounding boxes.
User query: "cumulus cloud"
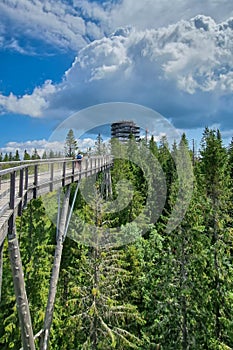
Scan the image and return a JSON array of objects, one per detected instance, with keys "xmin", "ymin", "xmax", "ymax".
[
  {"xmin": 1, "ymin": 0, "xmax": 233, "ymax": 54},
  {"xmin": 0, "ymin": 139, "xmax": 63, "ymax": 159},
  {"xmin": 0, "ymin": 0, "xmax": 105, "ymax": 53},
  {"xmin": 0, "ymin": 80, "xmax": 56, "ymax": 117},
  {"xmin": 107, "ymin": 0, "xmax": 233, "ymax": 31},
  {"xmin": 0, "ymin": 137, "xmax": 96, "ymax": 159},
  {"xmin": 0, "ymin": 15, "xmax": 233, "ymax": 131}
]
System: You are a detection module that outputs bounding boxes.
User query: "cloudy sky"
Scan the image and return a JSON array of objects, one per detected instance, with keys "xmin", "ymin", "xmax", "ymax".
[{"xmin": 0, "ymin": 0, "xmax": 233, "ymax": 156}]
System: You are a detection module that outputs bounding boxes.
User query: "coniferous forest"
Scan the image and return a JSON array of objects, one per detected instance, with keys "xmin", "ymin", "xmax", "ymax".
[{"xmin": 0, "ymin": 128, "xmax": 233, "ymax": 349}]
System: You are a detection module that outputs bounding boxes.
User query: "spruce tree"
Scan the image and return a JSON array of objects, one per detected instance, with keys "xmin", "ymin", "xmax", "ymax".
[
  {"xmin": 199, "ymin": 128, "xmax": 233, "ymax": 348},
  {"xmin": 23, "ymin": 150, "xmax": 31, "ymax": 160},
  {"xmin": 65, "ymin": 129, "xmax": 78, "ymax": 158},
  {"xmin": 14, "ymin": 150, "xmax": 20, "ymax": 161}
]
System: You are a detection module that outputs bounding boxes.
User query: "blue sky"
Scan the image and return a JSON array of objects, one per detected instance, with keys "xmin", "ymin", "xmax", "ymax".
[{"xmin": 0, "ymin": 0, "xmax": 233, "ymax": 156}]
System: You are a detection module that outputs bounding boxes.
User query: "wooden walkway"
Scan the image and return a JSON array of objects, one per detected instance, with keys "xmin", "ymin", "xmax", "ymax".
[{"xmin": 0, "ymin": 156, "xmax": 113, "ymax": 247}]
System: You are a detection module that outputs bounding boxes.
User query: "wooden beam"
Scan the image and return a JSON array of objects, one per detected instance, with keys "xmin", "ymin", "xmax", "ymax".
[
  {"xmin": 18, "ymin": 168, "xmax": 24, "ymax": 216},
  {"xmin": 33, "ymin": 164, "xmax": 38, "ymax": 199},
  {"xmin": 50, "ymin": 163, "xmax": 54, "ymax": 192},
  {"xmin": 8, "ymin": 170, "xmax": 36, "ymax": 349},
  {"xmin": 8, "ymin": 231, "xmax": 36, "ymax": 350},
  {"xmin": 40, "ymin": 185, "xmax": 71, "ymax": 350}
]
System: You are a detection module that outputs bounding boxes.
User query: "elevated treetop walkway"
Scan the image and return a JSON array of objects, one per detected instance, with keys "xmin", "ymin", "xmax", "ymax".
[
  {"xmin": 0, "ymin": 155, "xmax": 113, "ymax": 350},
  {"xmin": 0, "ymin": 156, "xmax": 113, "ymax": 246}
]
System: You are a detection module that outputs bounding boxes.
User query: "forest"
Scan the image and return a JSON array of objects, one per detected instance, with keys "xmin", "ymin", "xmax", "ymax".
[{"xmin": 0, "ymin": 127, "xmax": 233, "ymax": 349}]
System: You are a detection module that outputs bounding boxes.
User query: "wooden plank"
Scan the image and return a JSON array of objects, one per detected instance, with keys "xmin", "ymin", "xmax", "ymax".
[{"xmin": 0, "ymin": 157, "xmax": 113, "ymax": 256}]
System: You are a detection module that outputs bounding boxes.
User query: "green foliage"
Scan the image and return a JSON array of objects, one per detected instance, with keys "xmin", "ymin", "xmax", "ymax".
[
  {"xmin": 1, "ymin": 128, "xmax": 233, "ymax": 349},
  {"xmin": 65, "ymin": 129, "xmax": 78, "ymax": 158},
  {"xmin": 23, "ymin": 149, "xmax": 31, "ymax": 160}
]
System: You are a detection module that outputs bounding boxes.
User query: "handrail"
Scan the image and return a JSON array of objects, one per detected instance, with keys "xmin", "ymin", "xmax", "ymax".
[
  {"xmin": 0, "ymin": 158, "xmax": 73, "ymax": 176},
  {"xmin": 0, "ymin": 156, "xmax": 112, "ymax": 176},
  {"xmin": 0, "ymin": 155, "xmax": 113, "ymax": 245}
]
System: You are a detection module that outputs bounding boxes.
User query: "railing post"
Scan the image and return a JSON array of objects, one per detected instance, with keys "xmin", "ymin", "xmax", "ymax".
[
  {"xmin": 80, "ymin": 159, "xmax": 82, "ymax": 173},
  {"xmin": 33, "ymin": 164, "xmax": 38, "ymax": 199},
  {"xmin": 50, "ymin": 163, "xmax": 54, "ymax": 192},
  {"xmin": 85, "ymin": 158, "xmax": 88, "ymax": 177},
  {"xmin": 24, "ymin": 167, "xmax": 28, "ymax": 207},
  {"xmin": 18, "ymin": 168, "xmax": 24, "ymax": 216},
  {"xmin": 62, "ymin": 162, "xmax": 66, "ymax": 187},
  {"xmin": 71, "ymin": 160, "xmax": 75, "ymax": 183},
  {"xmin": 9, "ymin": 171, "xmax": 16, "ymax": 234}
]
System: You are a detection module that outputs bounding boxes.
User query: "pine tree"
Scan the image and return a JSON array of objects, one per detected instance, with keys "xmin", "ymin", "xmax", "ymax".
[
  {"xmin": 59, "ymin": 188, "xmax": 144, "ymax": 349},
  {"xmin": 149, "ymin": 135, "xmax": 159, "ymax": 158},
  {"xmin": 228, "ymin": 137, "xmax": 233, "ymax": 179},
  {"xmin": 42, "ymin": 151, "xmax": 47, "ymax": 159},
  {"xmin": 23, "ymin": 150, "xmax": 31, "ymax": 160},
  {"xmin": 65, "ymin": 129, "xmax": 78, "ymax": 158},
  {"xmin": 31, "ymin": 148, "xmax": 40, "ymax": 160},
  {"xmin": 199, "ymin": 128, "xmax": 233, "ymax": 348},
  {"xmin": 14, "ymin": 150, "xmax": 20, "ymax": 161},
  {"xmin": 95, "ymin": 133, "xmax": 104, "ymax": 155},
  {"xmin": 3, "ymin": 153, "xmax": 9, "ymax": 162},
  {"xmin": 8, "ymin": 152, "xmax": 13, "ymax": 161}
]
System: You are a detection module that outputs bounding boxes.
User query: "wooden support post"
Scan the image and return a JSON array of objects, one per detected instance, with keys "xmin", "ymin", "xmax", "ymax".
[
  {"xmin": 50, "ymin": 163, "xmax": 54, "ymax": 192},
  {"xmin": 8, "ymin": 234, "xmax": 36, "ymax": 350},
  {"xmin": 40, "ymin": 185, "xmax": 71, "ymax": 350},
  {"xmin": 24, "ymin": 167, "xmax": 29, "ymax": 207},
  {"xmin": 71, "ymin": 161, "xmax": 75, "ymax": 183},
  {"xmin": 18, "ymin": 168, "xmax": 24, "ymax": 216},
  {"xmin": 9, "ymin": 172, "xmax": 16, "ymax": 234},
  {"xmin": 90, "ymin": 158, "xmax": 93, "ymax": 175},
  {"xmin": 33, "ymin": 165, "xmax": 38, "ymax": 199},
  {"xmin": 85, "ymin": 158, "xmax": 88, "ymax": 171},
  {"xmin": 8, "ymin": 171, "xmax": 36, "ymax": 349},
  {"xmin": 0, "ymin": 242, "xmax": 3, "ymax": 302},
  {"xmin": 85, "ymin": 158, "xmax": 88, "ymax": 177},
  {"xmin": 105, "ymin": 171, "xmax": 109, "ymax": 199},
  {"xmin": 105, "ymin": 168, "xmax": 112, "ymax": 199},
  {"xmin": 62, "ymin": 162, "xmax": 66, "ymax": 187},
  {"xmin": 108, "ymin": 169, "xmax": 113, "ymax": 198}
]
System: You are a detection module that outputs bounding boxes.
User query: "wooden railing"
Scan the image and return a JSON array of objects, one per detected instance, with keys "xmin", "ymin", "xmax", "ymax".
[{"xmin": 0, "ymin": 156, "xmax": 113, "ymax": 246}]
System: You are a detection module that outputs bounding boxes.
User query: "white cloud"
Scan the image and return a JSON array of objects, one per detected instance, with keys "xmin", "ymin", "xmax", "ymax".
[
  {"xmin": 1, "ymin": 0, "xmax": 233, "ymax": 54},
  {"xmin": 63, "ymin": 15, "xmax": 233, "ymax": 96},
  {"xmin": 107, "ymin": 0, "xmax": 233, "ymax": 31},
  {"xmin": 0, "ymin": 0, "xmax": 105, "ymax": 52},
  {"xmin": 0, "ymin": 139, "xmax": 63, "ymax": 158},
  {"xmin": 0, "ymin": 80, "xmax": 56, "ymax": 117},
  {"xmin": 0, "ymin": 137, "xmax": 96, "ymax": 159},
  {"xmin": 0, "ymin": 15, "xmax": 233, "ymax": 132}
]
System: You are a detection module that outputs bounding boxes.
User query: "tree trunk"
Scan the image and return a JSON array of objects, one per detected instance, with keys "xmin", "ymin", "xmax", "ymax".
[{"xmin": 40, "ymin": 185, "xmax": 71, "ymax": 350}]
